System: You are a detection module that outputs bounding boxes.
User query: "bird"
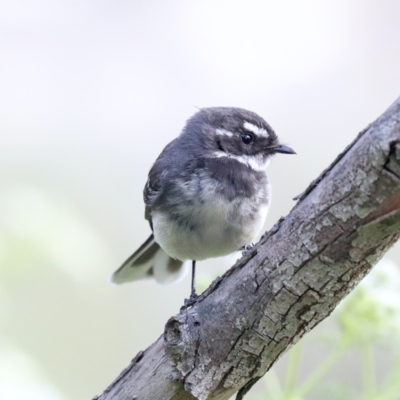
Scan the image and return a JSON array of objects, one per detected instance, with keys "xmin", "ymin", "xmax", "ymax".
[{"xmin": 111, "ymin": 107, "xmax": 295, "ymax": 305}]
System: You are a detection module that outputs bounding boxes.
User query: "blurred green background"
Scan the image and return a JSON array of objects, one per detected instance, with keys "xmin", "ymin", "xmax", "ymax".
[{"xmin": 1, "ymin": 1, "xmax": 400, "ymax": 399}]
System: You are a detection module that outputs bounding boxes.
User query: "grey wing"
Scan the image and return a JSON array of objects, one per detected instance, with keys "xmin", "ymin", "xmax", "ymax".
[
  {"xmin": 143, "ymin": 161, "xmax": 164, "ymax": 230},
  {"xmin": 143, "ymin": 177, "xmax": 156, "ymax": 230},
  {"xmin": 112, "ymin": 138, "xmax": 187, "ymax": 285},
  {"xmin": 143, "ymin": 139, "xmax": 179, "ymax": 230}
]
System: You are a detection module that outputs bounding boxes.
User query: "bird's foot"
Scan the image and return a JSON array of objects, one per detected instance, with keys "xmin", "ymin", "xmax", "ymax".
[
  {"xmin": 241, "ymin": 243, "xmax": 254, "ymax": 256},
  {"xmin": 180, "ymin": 291, "xmax": 199, "ymax": 312}
]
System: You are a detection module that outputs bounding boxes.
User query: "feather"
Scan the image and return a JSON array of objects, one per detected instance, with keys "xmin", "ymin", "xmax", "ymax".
[{"xmin": 111, "ymin": 234, "xmax": 187, "ymax": 284}]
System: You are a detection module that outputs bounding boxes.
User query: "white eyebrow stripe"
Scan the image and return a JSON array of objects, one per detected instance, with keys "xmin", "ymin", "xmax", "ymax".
[
  {"xmin": 243, "ymin": 121, "xmax": 269, "ymax": 138},
  {"xmin": 216, "ymin": 128, "xmax": 234, "ymax": 137}
]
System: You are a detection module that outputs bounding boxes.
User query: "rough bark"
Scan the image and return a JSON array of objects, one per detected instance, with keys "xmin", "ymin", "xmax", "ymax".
[{"xmin": 95, "ymin": 97, "xmax": 400, "ymax": 400}]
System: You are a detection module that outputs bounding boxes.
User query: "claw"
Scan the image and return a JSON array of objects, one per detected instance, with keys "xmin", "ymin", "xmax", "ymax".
[
  {"xmin": 241, "ymin": 243, "xmax": 254, "ymax": 256},
  {"xmin": 180, "ymin": 291, "xmax": 198, "ymax": 312}
]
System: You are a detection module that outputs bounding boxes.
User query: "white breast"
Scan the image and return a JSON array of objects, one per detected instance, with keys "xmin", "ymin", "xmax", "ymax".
[{"xmin": 152, "ymin": 178, "xmax": 271, "ymax": 261}]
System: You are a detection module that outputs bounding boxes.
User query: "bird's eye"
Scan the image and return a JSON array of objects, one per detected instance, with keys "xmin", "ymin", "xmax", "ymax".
[{"xmin": 241, "ymin": 133, "xmax": 253, "ymax": 145}]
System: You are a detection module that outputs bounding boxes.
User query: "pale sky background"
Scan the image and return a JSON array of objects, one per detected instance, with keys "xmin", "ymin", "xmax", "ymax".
[{"xmin": 1, "ymin": 1, "xmax": 400, "ymax": 399}]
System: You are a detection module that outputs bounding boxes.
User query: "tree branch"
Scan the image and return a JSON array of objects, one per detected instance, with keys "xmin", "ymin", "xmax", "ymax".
[{"xmin": 95, "ymin": 97, "xmax": 400, "ymax": 400}]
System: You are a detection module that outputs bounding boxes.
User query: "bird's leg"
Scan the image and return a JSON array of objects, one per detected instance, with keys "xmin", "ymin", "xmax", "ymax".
[
  {"xmin": 191, "ymin": 259, "xmax": 197, "ymax": 298},
  {"xmin": 241, "ymin": 243, "xmax": 254, "ymax": 256},
  {"xmin": 181, "ymin": 260, "xmax": 198, "ymax": 310}
]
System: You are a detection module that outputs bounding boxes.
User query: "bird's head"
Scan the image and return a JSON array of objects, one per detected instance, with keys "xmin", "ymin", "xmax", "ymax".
[{"xmin": 182, "ymin": 107, "xmax": 295, "ymax": 171}]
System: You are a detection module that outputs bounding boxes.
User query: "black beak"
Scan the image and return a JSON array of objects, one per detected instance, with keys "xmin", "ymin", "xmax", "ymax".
[{"xmin": 274, "ymin": 144, "xmax": 296, "ymax": 155}]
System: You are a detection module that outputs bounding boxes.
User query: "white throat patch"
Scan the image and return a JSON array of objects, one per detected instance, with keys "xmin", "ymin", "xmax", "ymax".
[
  {"xmin": 243, "ymin": 121, "xmax": 269, "ymax": 138},
  {"xmin": 212, "ymin": 152, "xmax": 270, "ymax": 172}
]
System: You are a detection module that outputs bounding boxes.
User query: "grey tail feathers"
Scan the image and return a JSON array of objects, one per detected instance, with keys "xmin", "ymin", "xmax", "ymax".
[{"xmin": 111, "ymin": 234, "xmax": 186, "ymax": 284}]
